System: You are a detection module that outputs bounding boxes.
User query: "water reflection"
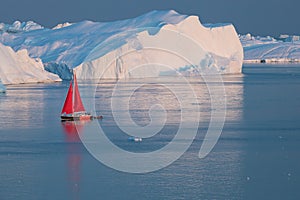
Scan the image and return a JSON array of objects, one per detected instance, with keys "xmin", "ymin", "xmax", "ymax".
[
  {"xmin": 62, "ymin": 121, "xmax": 88, "ymax": 200},
  {"xmin": 78, "ymin": 76, "xmax": 246, "ymax": 172},
  {"xmin": 0, "ymin": 85, "xmax": 46, "ymax": 129},
  {"xmin": 0, "ymin": 83, "xmax": 67, "ymax": 131},
  {"xmin": 80, "ymin": 76, "xmax": 245, "ymax": 148},
  {"xmin": 91, "ymin": 77, "xmax": 230, "ymax": 126}
]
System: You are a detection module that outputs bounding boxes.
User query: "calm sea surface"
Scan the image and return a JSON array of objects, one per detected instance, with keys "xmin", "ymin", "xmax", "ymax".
[{"xmin": 0, "ymin": 64, "xmax": 300, "ymax": 200}]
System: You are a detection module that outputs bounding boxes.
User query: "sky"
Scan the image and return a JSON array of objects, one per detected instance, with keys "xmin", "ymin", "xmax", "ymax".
[{"xmin": 0, "ymin": 0, "xmax": 299, "ymax": 36}]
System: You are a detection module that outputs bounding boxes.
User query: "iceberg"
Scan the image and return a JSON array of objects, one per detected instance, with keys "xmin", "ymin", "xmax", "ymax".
[
  {"xmin": 0, "ymin": 43, "xmax": 61, "ymax": 84},
  {"xmin": 240, "ymin": 33, "xmax": 300, "ymax": 63},
  {"xmin": 77, "ymin": 14, "xmax": 243, "ymax": 79},
  {"xmin": 0, "ymin": 10, "xmax": 243, "ymax": 79}
]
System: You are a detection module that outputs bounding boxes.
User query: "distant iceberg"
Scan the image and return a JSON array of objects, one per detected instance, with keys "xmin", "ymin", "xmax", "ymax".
[
  {"xmin": 0, "ymin": 10, "xmax": 243, "ymax": 80},
  {"xmin": 240, "ymin": 33, "xmax": 300, "ymax": 63}
]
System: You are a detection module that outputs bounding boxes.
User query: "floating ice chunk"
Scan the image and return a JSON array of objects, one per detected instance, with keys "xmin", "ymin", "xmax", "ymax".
[{"xmin": 128, "ymin": 136, "xmax": 142, "ymax": 142}]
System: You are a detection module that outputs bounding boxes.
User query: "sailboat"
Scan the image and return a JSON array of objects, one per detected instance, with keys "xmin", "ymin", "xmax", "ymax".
[{"xmin": 61, "ymin": 72, "xmax": 102, "ymax": 121}]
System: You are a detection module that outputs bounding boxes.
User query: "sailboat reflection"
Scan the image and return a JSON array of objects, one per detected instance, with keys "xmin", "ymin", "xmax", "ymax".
[{"xmin": 61, "ymin": 121, "xmax": 88, "ymax": 200}]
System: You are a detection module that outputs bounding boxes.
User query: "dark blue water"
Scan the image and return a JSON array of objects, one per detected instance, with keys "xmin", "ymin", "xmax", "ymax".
[{"xmin": 0, "ymin": 64, "xmax": 300, "ymax": 200}]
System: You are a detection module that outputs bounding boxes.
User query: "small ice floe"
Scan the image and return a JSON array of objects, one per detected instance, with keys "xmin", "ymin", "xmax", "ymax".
[{"xmin": 128, "ymin": 136, "xmax": 142, "ymax": 142}]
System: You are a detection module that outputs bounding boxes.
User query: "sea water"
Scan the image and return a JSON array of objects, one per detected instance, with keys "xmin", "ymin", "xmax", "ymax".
[{"xmin": 0, "ymin": 64, "xmax": 300, "ymax": 200}]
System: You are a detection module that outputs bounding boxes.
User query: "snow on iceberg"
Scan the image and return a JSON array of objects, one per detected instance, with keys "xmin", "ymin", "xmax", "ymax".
[
  {"xmin": 0, "ymin": 43, "xmax": 61, "ymax": 84},
  {"xmin": 0, "ymin": 21, "xmax": 43, "ymax": 33},
  {"xmin": 0, "ymin": 10, "xmax": 243, "ymax": 79},
  {"xmin": 52, "ymin": 22, "xmax": 73, "ymax": 30},
  {"xmin": 240, "ymin": 33, "xmax": 300, "ymax": 63}
]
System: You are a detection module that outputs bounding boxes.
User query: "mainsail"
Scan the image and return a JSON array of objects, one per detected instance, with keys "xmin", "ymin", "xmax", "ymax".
[
  {"xmin": 61, "ymin": 81, "xmax": 73, "ymax": 114},
  {"xmin": 61, "ymin": 72, "xmax": 85, "ymax": 114}
]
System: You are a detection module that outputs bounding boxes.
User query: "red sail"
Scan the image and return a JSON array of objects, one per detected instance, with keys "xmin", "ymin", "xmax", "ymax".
[
  {"xmin": 73, "ymin": 73, "xmax": 86, "ymax": 112},
  {"xmin": 61, "ymin": 81, "xmax": 73, "ymax": 114}
]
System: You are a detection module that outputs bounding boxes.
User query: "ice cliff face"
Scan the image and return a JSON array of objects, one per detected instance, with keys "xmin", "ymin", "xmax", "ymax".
[
  {"xmin": 0, "ymin": 43, "xmax": 61, "ymax": 84},
  {"xmin": 76, "ymin": 14, "xmax": 243, "ymax": 79},
  {"xmin": 0, "ymin": 10, "xmax": 243, "ymax": 80}
]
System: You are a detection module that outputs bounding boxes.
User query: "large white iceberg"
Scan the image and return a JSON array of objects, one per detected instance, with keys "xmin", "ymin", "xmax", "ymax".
[
  {"xmin": 0, "ymin": 43, "xmax": 61, "ymax": 84},
  {"xmin": 0, "ymin": 10, "xmax": 243, "ymax": 79},
  {"xmin": 77, "ymin": 14, "xmax": 243, "ymax": 79}
]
